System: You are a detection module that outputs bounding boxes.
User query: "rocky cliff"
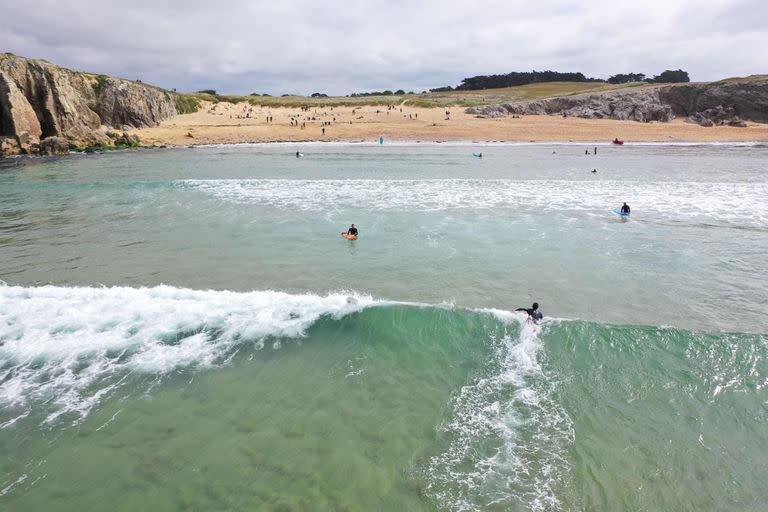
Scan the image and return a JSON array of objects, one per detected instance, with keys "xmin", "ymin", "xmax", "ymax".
[
  {"xmin": 467, "ymin": 77, "xmax": 768, "ymax": 126},
  {"xmin": 0, "ymin": 54, "xmax": 178, "ymax": 156}
]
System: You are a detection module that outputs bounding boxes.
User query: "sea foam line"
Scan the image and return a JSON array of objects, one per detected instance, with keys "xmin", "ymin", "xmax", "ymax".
[
  {"xmin": 425, "ymin": 314, "xmax": 574, "ymax": 512},
  {"xmin": 0, "ymin": 284, "xmax": 374, "ymax": 428},
  {"xmin": 178, "ymin": 178, "xmax": 768, "ymax": 226}
]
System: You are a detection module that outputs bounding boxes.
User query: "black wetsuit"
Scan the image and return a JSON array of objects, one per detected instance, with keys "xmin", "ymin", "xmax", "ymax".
[
  {"xmin": 621, "ymin": 204, "xmax": 630, "ymax": 213},
  {"xmin": 347, "ymin": 227, "xmax": 358, "ymax": 236},
  {"xmin": 516, "ymin": 308, "xmax": 543, "ymax": 322}
]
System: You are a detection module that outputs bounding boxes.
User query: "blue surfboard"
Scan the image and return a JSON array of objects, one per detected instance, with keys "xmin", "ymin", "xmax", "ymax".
[{"xmin": 613, "ymin": 208, "xmax": 630, "ymax": 217}]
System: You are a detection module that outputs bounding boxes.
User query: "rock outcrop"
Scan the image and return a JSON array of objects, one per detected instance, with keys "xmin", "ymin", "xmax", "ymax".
[
  {"xmin": 0, "ymin": 54, "xmax": 178, "ymax": 156},
  {"xmin": 467, "ymin": 77, "xmax": 768, "ymax": 126},
  {"xmin": 658, "ymin": 79, "xmax": 768, "ymax": 123}
]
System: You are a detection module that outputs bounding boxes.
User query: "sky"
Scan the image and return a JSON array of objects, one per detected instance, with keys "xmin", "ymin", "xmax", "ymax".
[{"xmin": 2, "ymin": 0, "xmax": 767, "ymax": 95}]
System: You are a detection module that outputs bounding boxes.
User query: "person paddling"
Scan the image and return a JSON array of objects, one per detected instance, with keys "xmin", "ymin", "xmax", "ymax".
[{"xmin": 516, "ymin": 302, "xmax": 543, "ymax": 323}]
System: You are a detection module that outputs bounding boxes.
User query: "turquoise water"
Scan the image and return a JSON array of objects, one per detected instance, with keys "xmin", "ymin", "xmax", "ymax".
[{"xmin": 1, "ymin": 143, "xmax": 767, "ymax": 511}]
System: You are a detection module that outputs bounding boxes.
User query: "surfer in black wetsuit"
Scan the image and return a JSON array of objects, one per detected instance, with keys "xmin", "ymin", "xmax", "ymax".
[
  {"xmin": 347, "ymin": 224, "xmax": 358, "ymax": 236},
  {"xmin": 621, "ymin": 202, "xmax": 630, "ymax": 214},
  {"xmin": 516, "ymin": 302, "xmax": 543, "ymax": 323}
]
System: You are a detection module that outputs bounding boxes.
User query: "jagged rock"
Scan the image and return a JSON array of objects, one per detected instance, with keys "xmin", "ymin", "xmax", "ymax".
[
  {"xmin": 114, "ymin": 132, "xmax": 140, "ymax": 146},
  {"xmin": 467, "ymin": 88, "xmax": 675, "ymax": 122},
  {"xmin": 658, "ymin": 78, "xmax": 768, "ymax": 122},
  {"xmin": 0, "ymin": 136, "xmax": 20, "ymax": 156},
  {"xmin": 470, "ymin": 105, "xmax": 509, "ymax": 118},
  {"xmin": 467, "ymin": 77, "xmax": 768, "ymax": 125},
  {"xmin": 16, "ymin": 130, "xmax": 31, "ymax": 152},
  {"xmin": 686, "ymin": 112, "xmax": 714, "ymax": 126},
  {"xmin": 39, "ymin": 136, "xmax": 70, "ymax": 155},
  {"xmin": 95, "ymin": 79, "xmax": 177, "ymax": 128},
  {"xmin": 0, "ymin": 54, "xmax": 177, "ymax": 154}
]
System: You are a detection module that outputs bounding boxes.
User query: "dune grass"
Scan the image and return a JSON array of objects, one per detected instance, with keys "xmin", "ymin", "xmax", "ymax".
[{"xmin": 172, "ymin": 81, "xmax": 661, "ymax": 112}]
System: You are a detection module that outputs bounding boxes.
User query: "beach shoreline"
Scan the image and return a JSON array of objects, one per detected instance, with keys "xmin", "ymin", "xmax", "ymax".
[{"xmin": 132, "ymin": 101, "xmax": 768, "ymax": 147}]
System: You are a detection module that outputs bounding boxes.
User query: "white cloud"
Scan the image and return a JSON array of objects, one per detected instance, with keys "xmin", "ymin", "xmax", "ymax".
[{"xmin": 1, "ymin": 0, "xmax": 766, "ymax": 94}]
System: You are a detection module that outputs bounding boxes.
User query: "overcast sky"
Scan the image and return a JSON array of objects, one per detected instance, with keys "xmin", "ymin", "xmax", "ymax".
[{"xmin": 2, "ymin": 0, "xmax": 767, "ymax": 95}]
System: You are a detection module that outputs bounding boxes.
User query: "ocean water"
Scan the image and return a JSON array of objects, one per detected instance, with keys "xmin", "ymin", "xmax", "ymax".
[{"xmin": 1, "ymin": 142, "xmax": 767, "ymax": 511}]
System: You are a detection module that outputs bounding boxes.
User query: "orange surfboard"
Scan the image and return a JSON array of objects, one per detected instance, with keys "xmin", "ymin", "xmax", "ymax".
[{"xmin": 341, "ymin": 233, "xmax": 358, "ymax": 240}]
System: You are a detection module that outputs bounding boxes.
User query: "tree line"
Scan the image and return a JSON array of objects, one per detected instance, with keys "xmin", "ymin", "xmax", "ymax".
[
  {"xmin": 196, "ymin": 69, "xmax": 690, "ymax": 99},
  {"xmin": 429, "ymin": 69, "xmax": 690, "ymax": 92},
  {"xmin": 607, "ymin": 69, "xmax": 690, "ymax": 84}
]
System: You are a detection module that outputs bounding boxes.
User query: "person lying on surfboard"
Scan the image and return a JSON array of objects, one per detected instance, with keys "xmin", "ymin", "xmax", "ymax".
[{"xmin": 516, "ymin": 302, "xmax": 543, "ymax": 323}]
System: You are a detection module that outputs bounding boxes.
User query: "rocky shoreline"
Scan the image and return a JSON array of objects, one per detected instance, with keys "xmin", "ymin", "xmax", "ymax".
[
  {"xmin": 0, "ymin": 54, "xmax": 177, "ymax": 157},
  {"xmin": 466, "ymin": 78, "xmax": 768, "ymax": 127}
]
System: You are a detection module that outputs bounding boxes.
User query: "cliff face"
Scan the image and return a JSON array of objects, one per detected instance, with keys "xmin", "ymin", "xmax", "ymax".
[
  {"xmin": 0, "ymin": 54, "xmax": 177, "ymax": 156},
  {"xmin": 658, "ymin": 79, "xmax": 768, "ymax": 123},
  {"xmin": 467, "ymin": 78, "xmax": 768, "ymax": 125}
]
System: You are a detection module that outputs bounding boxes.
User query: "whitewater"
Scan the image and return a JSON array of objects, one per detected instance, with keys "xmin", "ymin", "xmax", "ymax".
[{"xmin": 1, "ymin": 143, "xmax": 767, "ymax": 511}]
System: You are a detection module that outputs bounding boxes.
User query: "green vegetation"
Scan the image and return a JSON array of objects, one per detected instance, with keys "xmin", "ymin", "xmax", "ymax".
[
  {"xmin": 710, "ymin": 75, "xmax": 768, "ymax": 86},
  {"xmin": 455, "ymin": 71, "xmax": 601, "ymax": 90},
  {"xmin": 647, "ymin": 69, "xmax": 689, "ymax": 83},
  {"xmin": 91, "ymin": 74, "xmax": 109, "ymax": 96},
  {"xmin": 608, "ymin": 73, "xmax": 647, "ymax": 84},
  {"xmin": 113, "ymin": 139, "xmax": 141, "ymax": 149},
  {"xmin": 167, "ymin": 80, "xmax": 663, "ymax": 111},
  {"xmin": 174, "ymin": 93, "xmax": 202, "ymax": 114}
]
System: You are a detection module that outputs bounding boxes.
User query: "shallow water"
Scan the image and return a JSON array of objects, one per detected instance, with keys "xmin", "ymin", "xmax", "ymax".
[{"xmin": 1, "ymin": 143, "xmax": 767, "ymax": 511}]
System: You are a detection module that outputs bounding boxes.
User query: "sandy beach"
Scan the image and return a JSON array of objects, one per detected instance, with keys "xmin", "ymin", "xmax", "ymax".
[{"xmin": 133, "ymin": 101, "xmax": 768, "ymax": 146}]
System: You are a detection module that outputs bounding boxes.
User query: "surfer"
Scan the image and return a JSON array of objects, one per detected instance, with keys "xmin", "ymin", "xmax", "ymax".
[
  {"xmin": 346, "ymin": 224, "xmax": 358, "ymax": 236},
  {"xmin": 516, "ymin": 302, "xmax": 543, "ymax": 323},
  {"xmin": 592, "ymin": 168, "xmax": 597, "ymax": 174},
  {"xmin": 621, "ymin": 202, "xmax": 630, "ymax": 214}
]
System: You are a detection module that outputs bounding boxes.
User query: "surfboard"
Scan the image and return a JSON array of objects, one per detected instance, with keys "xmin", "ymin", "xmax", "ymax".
[
  {"xmin": 341, "ymin": 233, "xmax": 358, "ymax": 240},
  {"xmin": 613, "ymin": 208, "xmax": 630, "ymax": 217}
]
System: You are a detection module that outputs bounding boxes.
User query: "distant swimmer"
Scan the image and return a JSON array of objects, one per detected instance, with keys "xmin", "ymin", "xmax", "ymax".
[
  {"xmin": 516, "ymin": 302, "xmax": 543, "ymax": 323},
  {"xmin": 296, "ymin": 151, "xmax": 303, "ymax": 157},
  {"xmin": 621, "ymin": 202, "xmax": 630, "ymax": 214},
  {"xmin": 592, "ymin": 168, "xmax": 597, "ymax": 174}
]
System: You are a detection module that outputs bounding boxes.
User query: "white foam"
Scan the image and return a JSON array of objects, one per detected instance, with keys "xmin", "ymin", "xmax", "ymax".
[
  {"xmin": 179, "ymin": 178, "xmax": 768, "ymax": 227},
  {"xmin": 425, "ymin": 313, "xmax": 574, "ymax": 512},
  {"xmin": 0, "ymin": 285, "xmax": 373, "ymax": 428}
]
